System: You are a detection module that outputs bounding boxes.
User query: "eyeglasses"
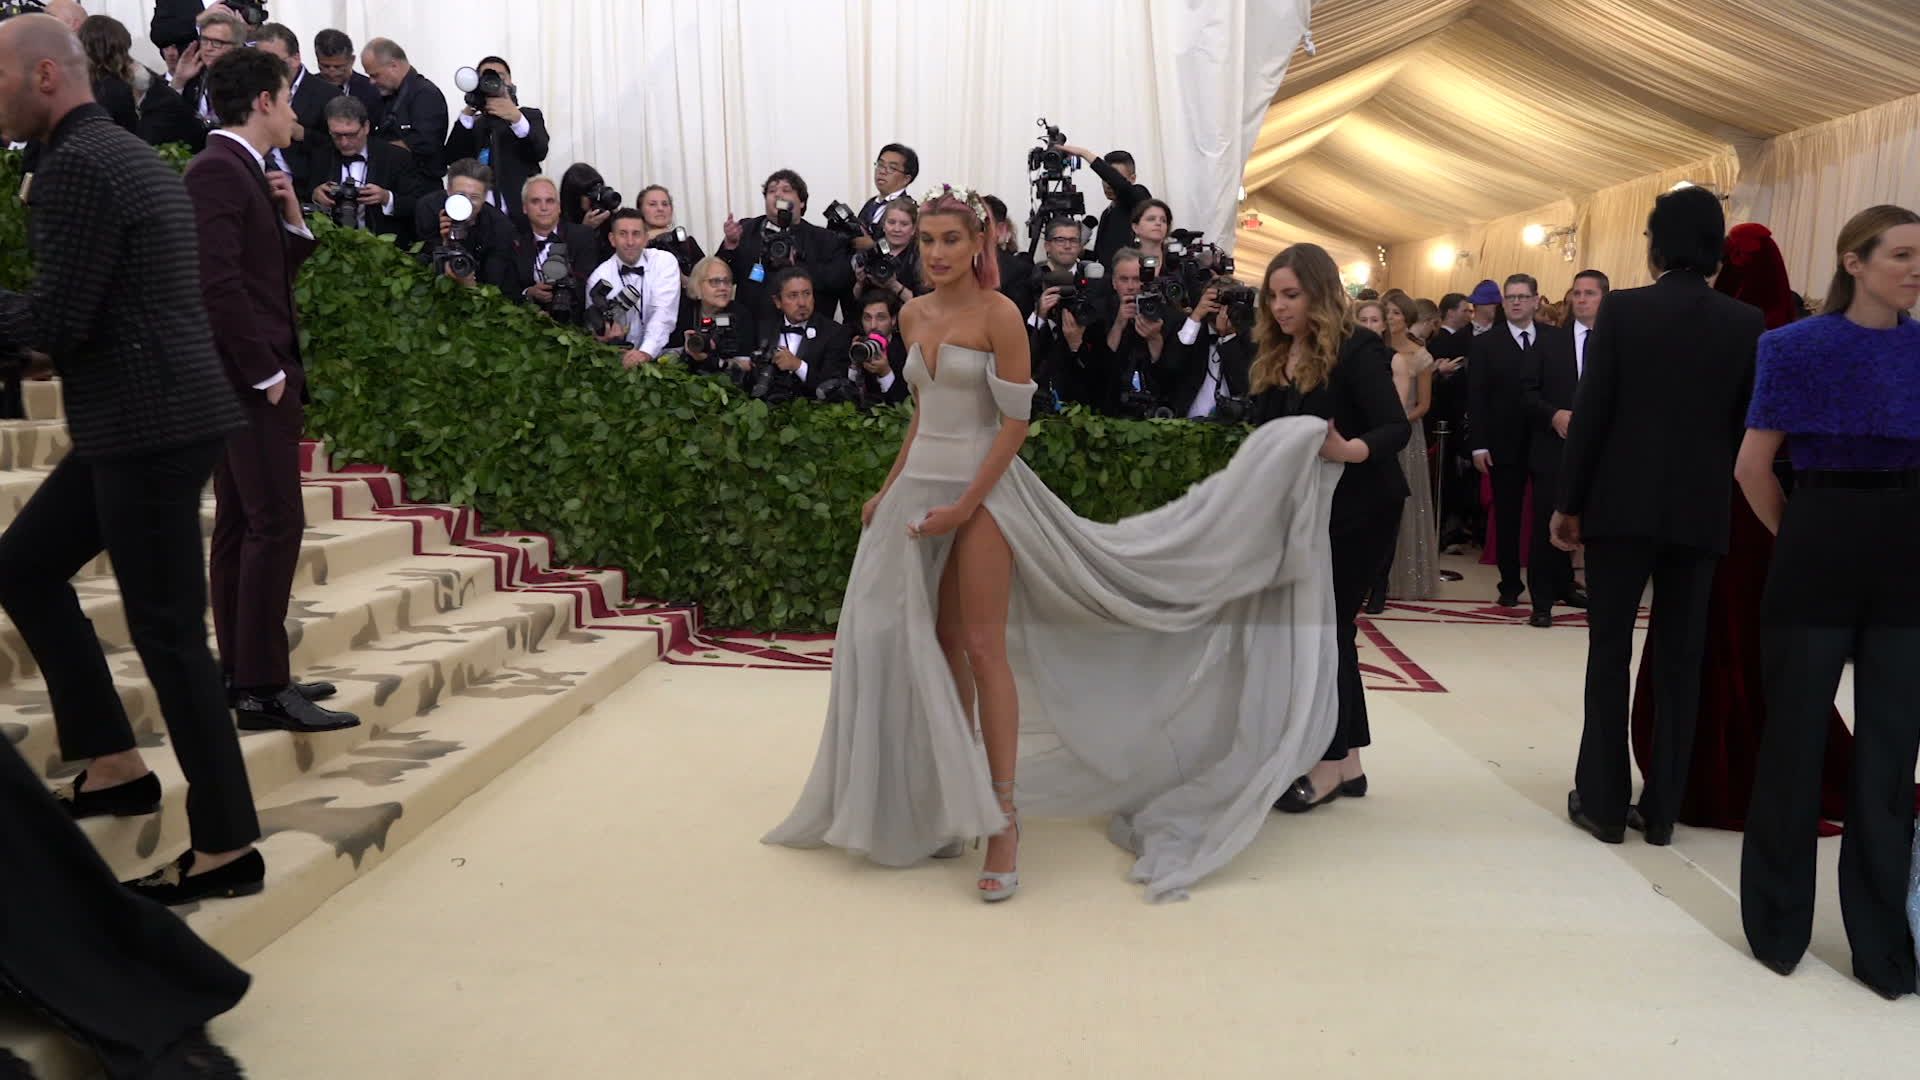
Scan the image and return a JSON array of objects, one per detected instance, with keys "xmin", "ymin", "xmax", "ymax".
[
  {"xmin": 703, "ymin": 277, "xmax": 733, "ymax": 288},
  {"xmin": 873, "ymin": 160, "xmax": 907, "ymax": 175},
  {"xmin": 1047, "ymin": 235, "xmax": 1080, "ymax": 244},
  {"xmin": 201, "ymin": 35, "xmax": 238, "ymax": 48},
  {"xmin": 1503, "ymin": 293, "xmax": 1535, "ymax": 302}
]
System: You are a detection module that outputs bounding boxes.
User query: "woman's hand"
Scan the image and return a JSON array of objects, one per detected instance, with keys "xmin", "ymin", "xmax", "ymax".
[
  {"xmin": 907, "ymin": 503, "xmax": 974, "ymax": 539},
  {"xmin": 861, "ymin": 491, "xmax": 884, "ymax": 528},
  {"xmin": 1318, "ymin": 418, "xmax": 1370, "ymax": 464},
  {"xmin": 584, "ymin": 208, "xmax": 611, "ymax": 230}
]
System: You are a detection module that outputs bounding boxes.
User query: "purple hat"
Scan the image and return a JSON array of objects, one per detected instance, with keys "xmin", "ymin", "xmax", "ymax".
[{"xmin": 1468, "ymin": 279, "xmax": 1502, "ymax": 306}]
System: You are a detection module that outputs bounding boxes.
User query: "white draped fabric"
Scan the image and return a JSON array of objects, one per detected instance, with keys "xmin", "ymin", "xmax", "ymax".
[{"xmin": 94, "ymin": 0, "xmax": 1307, "ymax": 252}]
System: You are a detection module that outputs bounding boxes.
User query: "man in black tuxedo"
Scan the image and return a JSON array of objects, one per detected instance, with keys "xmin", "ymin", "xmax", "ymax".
[
  {"xmin": 162, "ymin": 4, "xmax": 249, "ymax": 151},
  {"xmin": 249, "ymin": 22, "xmax": 333, "ymax": 197},
  {"xmin": 361, "ymin": 37, "xmax": 448, "ymax": 180},
  {"xmin": 1167, "ymin": 282, "xmax": 1253, "ymax": 418},
  {"xmin": 1552, "ymin": 188, "xmax": 1762, "ymax": 846},
  {"xmin": 0, "ymin": 21, "xmax": 256, "ymax": 909},
  {"xmin": 854, "ymin": 142, "xmax": 917, "ymax": 242},
  {"xmin": 308, "ymin": 94, "xmax": 431, "ymax": 247},
  {"xmin": 190, "ymin": 47, "xmax": 362, "ymax": 755},
  {"xmin": 415, "ymin": 158, "xmax": 519, "ymax": 292},
  {"xmin": 1103, "ymin": 249, "xmax": 1180, "ymax": 417},
  {"xmin": 311, "ymin": 28, "xmax": 386, "ymax": 131},
  {"xmin": 848, "ymin": 290, "xmax": 911, "ymax": 407},
  {"xmin": 718, "ymin": 169, "xmax": 853, "ymax": 321},
  {"xmin": 1469, "ymin": 273, "xmax": 1541, "ymax": 607},
  {"xmin": 511, "ymin": 175, "xmax": 598, "ymax": 323},
  {"xmin": 755, "ymin": 267, "xmax": 852, "ymax": 403},
  {"xmin": 1519, "ymin": 306, "xmax": 1583, "ymax": 628},
  {"xmin": 1425, "ymin": 292, "xmax": 1473, "ymax": 545},
  {"xmin": 443, "ymin": 55, "xmax": 548, "ymax": 221}
]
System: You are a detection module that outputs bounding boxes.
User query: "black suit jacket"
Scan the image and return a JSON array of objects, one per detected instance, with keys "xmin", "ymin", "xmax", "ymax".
[
  {"xmin": 173, "ymin": 71, "xmax": 212, "ymax": 152},
  {"xmin": 756, "ymin": 314, "xmax": 852, "ymax": 398},
  {"xmin": 280, "ymin": 69, "xmax": 338, "ymax": 199},
  {"xmin": 673, "ymin": 298, "xmax": 755, "ymax": 375},
  {"xmin": 444, "ymin": 107, "xmax": 550, "ymax": 220},
  {"xmin": 381, "ymin": 69, "xmax": 451, "ymax": 179},
  {"xmin": 307, "ymin": 138, "xmax": 433, "ymax": 246},
  {"xmin": 1250, "ymin": 327, "xmax": 1411, "ymax": 531},
  {"xmin": 92, "ymin": 76, "xmax": 140, "ymax": 135},
  {"xmin": 0, "ymin": 106, "xmax": 243, "ymax": 458},
  {"xmin": 1425, "ymin": 323, "xmax": 1471, "ymax": 440},
  {"xmin": 134, "ymin": 71, "xmax": 202, "ymax": 150},
  {"xmin": 1520, "ymin": 323, "xmax": 1580, "ymax": 475},
  {"xmin": 301, "ymin": 73, "xmax": 387, "ymax": 166},
  {"xmin": 1468, "ymin": 322, "xmax": 1537, "ymax": 467},
  {"xmin": 1032, "ymin": 312, "xmax": 1117, "ymax": 413},
  {"xmin": 1164, "ymin": 325, "xmax": 1253, "ymax": 416},
  {"xmin": 996, "ymin": 250, "xmax": 1037, "ymax": 318},
  {"xmin": 1089, "ymin": 156, "xmax": 1150, "ymax": 268},
  {"xmin": 186, "ymin": 133, "xmax": 318, "ymax": 400},
  {"xmin": 722, "ymin": 217, "xmax": 854, "ymax": 320},
  {"xmin": 413, "ymin": 191, "xmax": 518, "ymax": 293},
  {"xmin": 510, "ymin": 220, "xmax": 600, "ymax": 320},
  {"xmin": 1558, "ymin": 271, "xmax": 1762, "ymax": 553}
]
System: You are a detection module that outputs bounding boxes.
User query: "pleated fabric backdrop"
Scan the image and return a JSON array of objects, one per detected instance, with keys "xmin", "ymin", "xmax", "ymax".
[{"xmin": 92, "ymin": 0, "xmax": 1308, "ymax": 254}]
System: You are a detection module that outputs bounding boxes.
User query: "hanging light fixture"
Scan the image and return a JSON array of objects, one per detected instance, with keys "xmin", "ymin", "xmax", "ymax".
[
  {"xmin": 1345, "ymin": 261, "xmax": 1373, "ymax": 286},
  {"xmin": 1428, "ymin": 243, "xmax": 1457, "ymax": 271}
]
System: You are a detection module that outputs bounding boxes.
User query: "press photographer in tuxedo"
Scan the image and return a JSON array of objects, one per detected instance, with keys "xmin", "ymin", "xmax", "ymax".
[
  {"xmin": 415, "ymin": 158, "xmax": 518, "ymax": 291},
  {"xmin": 308, "ymin": 94, "xmax": 429, "ymax": 246},
  {"xmin": 755, "ymin": 267, "xmax": 851, "ymax": 401},
  {"xmin": 1104, "ymin": 247, "xmax": 1178, "ymax": 415},
  {"xmin": 1031, "ymin": 221, "xmax": 1114, "ymax": 412},
  {"xmin": 853, "ymin": 142, "xmax": 918, "ymax": 245},
  {"xmin": 248, "ymin": 22, "xmax": 332, "ymax": 196},
  {"xmin": 512, "ymin": 175, "xmax": 597, "ymax": 323},
  {"xmin": 444, "ymin": 54, "xmax": 547, "ymax": 220},
  {"xmin": 311, "ymin": 28, "xmax": 385, "ymax": 128},
  {"xmin": 189, "ymin": 46, "xmax": 361, "ymax": 749},
  {"xmin": 851, "ymin": 289, "xmax": 910, "ymax": 407},
  {"xmin": 361, "ymin": 37, "xmax": 448, "ymax": 179},
  {"xmin": 586, "ymin": 208, "xmax": 681, "ymax": 369},
  {"xmin": 1056, "ymin": 140, "xmax": 1151, "ymax": 267},
  {"xmin": 1169, "ymin": 280, "xmax": 1253, "ymax": 418},
  {"xmin": 718, "ymin": 169, "xmax": 853, "ymax": 321}
]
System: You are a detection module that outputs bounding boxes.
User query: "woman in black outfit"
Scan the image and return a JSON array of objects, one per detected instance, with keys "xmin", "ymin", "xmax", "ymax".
[
  {"xmin": 77, "ymin": 15, "xmax": 199, "ymax": 149},
  {"xmin": 1247, "ymin": 243, "xmax": 1411, "ymax": 811},
  {"xmin": 559, "ymin": 162, "xmax": 617, "ymax": 263}
]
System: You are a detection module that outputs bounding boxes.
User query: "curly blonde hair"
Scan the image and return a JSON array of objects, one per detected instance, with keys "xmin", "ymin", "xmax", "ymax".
[{"xmin": 1251, "ymin": 244, "xmax": 1352, "ymax": 395}]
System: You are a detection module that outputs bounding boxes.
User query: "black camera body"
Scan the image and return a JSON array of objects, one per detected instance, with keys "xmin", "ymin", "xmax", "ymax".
[
  {"xmin": 1117, "ymin": 387, "xmax": 1175, "ymax": 421},
  {"xmin": 1040, "ymin": 263, "xmax": 1102, "ymax": 324},
  {"xmin": 648, "ymin": 227, "xmax": 701, "ymax": 275},
  {"xmin": 823, "ymin": 200, "xmax": 868, "ymax": 241},
  {"xmin": 328, "ymin": 176, "xmax": 364, "ymax": 228},
  {"xmin": 585, "ymin": 279, "xmax": 642, "ymax": 340},
  {"xmin": 430, "ymin": 206, "xmax": 477, "ymax": 279},
  {"xmin": 462, "ymin": 69, "xmax": 509, "ymax": 113},
  {"xmin": 222, "ymin": 0, "xmax": 269, "ymax": 28},
  {"xmin": 857, "ymin": 239, "xmax": 900, "ymax": 285},
  {"xmin": 688, "ymin": 313, "xmax": 744, "ymax": 358},
  {"xmin": 586, "ymin": 181, "xmax": 622, "ymax": 215},
  {"xmin": 540, "ymin": 242, "xmax": 579, "ymax": 321},
  {"xmin": 743, "ymin": 341, "xmax": 802, "ymax": 405},
  {"xmin": 1024, "ymin": 117, "xmax": 1092, "ymax": 255},
  {"xmin": 760, "ymin": 204, "xmax": 802, "ymax": 272}
]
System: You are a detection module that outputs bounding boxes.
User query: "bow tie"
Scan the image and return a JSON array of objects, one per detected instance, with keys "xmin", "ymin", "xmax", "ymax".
[
  {"xmin": 782, "ymin": 324, "xmax": 808, "ymax": 335},
  {"xmin": 534, "ymin": 235, "xmax": 553, "ymax": 248},
  {"xmin": 341, "ymin": 154, "xmax": 366, "ymax": 165},
  {"xmin": 618, "ymin": 264, "xmax": 645, "ymax": 278}
]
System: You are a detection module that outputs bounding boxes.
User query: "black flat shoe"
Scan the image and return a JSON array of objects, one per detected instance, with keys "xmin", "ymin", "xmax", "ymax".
[
  {"xmin": 1528, "ymin": 612, "xmax": 1553, "ymax": 628},
  {"xmin": 1567, "ymin": 790, "xmax": 1625, "ymax": 844},
  {"xmin": 1625, "ymin": 805, "xmax": 1673, "ymax": 845},
  {"xmin": 1339, "ymin": 775, "xmax": 1368, "ymax": 798},
  {"xmin": 146, "ymin": 1028, "xmax": 247, "ymax": 1079},
  {"xmin": 53, "ymin": 769, "xmax": 162, "ymax": 819},
  {"xmin": 234, "ymin": 687, "xmax": 360, "ymax": 733},
  {"xmin": 124, "ymin": 849, "xmax": 265, "ymax": 906},
  {"xmin": 1496, "ymin": 592, "xmax": 1521, "ymax": 608},
  {"xmin": 1560, "ymin": 589, "xmax": 1590, "ymax": 609},
  {"xmin": 1757, "ymin": 955, "xmax": 1797, "ymax": 978},
  {"xmin": 1364, "ymin": 595, "xmax": 1386, "ymax": 615},
  {"xmin": 1274, "ymin": 776, "xmax": 1341, "ymax": 814}
]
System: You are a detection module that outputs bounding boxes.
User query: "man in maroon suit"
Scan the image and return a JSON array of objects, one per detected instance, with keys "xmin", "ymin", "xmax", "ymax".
[{"xmin": 187, "ymin": 47, "xmax": 359, "ymax": 734}]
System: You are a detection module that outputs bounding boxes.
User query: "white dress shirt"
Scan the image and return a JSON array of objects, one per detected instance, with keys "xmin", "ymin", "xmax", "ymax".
[
  {"xmin": 1178, "ymin": 317, "xmax": 1237, "ymax": 419},
  {"xmin": 207, "ymin": 129, "xmax": 314, "ymax": 392},
  {"xmin": 847, "ymin": 337, "xmax": 896, "ymax": 396},
  {"xmin": 266, "ymin": 69, "xmax": 306, "ymax": 176},
  {"xmin": 1573, "ymin": 320, "xmax": 1592, "ymax": 376},
  {"xmin": 587, "ymin": 249, "xmax": 681, "ymax": 358},
  {"xmin": 1507, "ymin": 319, "xmax": 1536, "ymax": 350},
  {"xmin": 865, "ymin": 187, "xmax": 908, "ymax": 227},
  {"xmin": 458, "ymin": 111, "xmax": 533, "ymax": 212}
]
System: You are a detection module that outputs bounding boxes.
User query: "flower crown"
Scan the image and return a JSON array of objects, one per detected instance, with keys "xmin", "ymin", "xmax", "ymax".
[{"xmin": 919, "ymin": 183, "xmax": 991, "ymax": 228}]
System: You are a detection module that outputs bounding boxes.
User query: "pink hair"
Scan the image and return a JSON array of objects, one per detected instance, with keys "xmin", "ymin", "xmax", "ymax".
[{"xmin": 918, "ymin": 193, "xmax": 1001, "ymax": 291}]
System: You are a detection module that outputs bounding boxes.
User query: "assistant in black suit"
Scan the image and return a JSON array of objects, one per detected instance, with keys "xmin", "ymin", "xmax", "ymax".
[
  {"xmin": 1059, "ymin": 142, "xmax": 1150, "ymax": 268},
  {"xmin": 362, "ymin": 40, "xmax": 450, "ymax": 180},
  {"xmin": 1468, "ymin": 279, "xmax": 1542, "ymax": 604},
  {"xmin": 1555, "ymin": 190, "xmax": 1762, "ymax": 843},
  {"xmin": 443, "ymin": 57, "xmax": 548, "ymax": 221},
  {"xmin": 308, "ymin": 94, "xmax": 433, "ymax": 247},
  {"xmin": 309, "ymin": 28, "xmax": 388, "ymax": 140},
  {"xmin": 1251, "ymin": 308, "xmax": 1410, "ymax": 785},
  {"xmin": 0, "ymin": 69, "xmax": 257, "ymax": 903},
  {"xmin": 1520, "ymin": 322, "xmax": 1580, "ymax": 622}
]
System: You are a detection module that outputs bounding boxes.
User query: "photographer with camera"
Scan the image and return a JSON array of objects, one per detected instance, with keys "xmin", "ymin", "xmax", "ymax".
[
  {"xmin": 1054, "ymin": 141, "xmax": 1151, "ymax": 268},
  {"xmin": 308, "ymin": 94, "xmax": 429, "ymax": 245},
  {"xmin": 750, "ymin": 266, "xmax": 850, "ymax": 403},
  {"xmin": 443, "ymin": 55, "xmax": 547, "ymax": 220},
  {"xmin": 637, "ymin": 184, "xmax": 705, "ymax": 278},
  {"xmin": 585, "ymin": 208, "xmax": 680, "ymax": 369},
  {"xmin": 852, "ymin": 143, "xmax": 918, "ymax": 246},
  {"xmin": 414, "ymin": 157, "xmax": 515, "ymax": 290},
  {"xmin": 719, "ymin": 169, "xmax": 853, "ymax": 322},
  {"xmin": 160, "ymin": 6, "xmax": 246, "ymax": 150},
  {"xmin": 1028, "ymin": 217, "xmax": 1107, "ymax": 330},
  {"xmin": 1168, "ymin": 278, "xmax": 1255, "ymax": 420},
  {"xmin": 674, "ymin": 255, "xmax": 754, "ymax": 380},
  {"xmin": 1102, "ymin": 247, "xmax": 1181, "ymax": 418},
  {"xmin": 1030, "ymin": 239, "xmax": 1114, "ymax": 413},
  {"xmin": 847, "ymin": 196, "xmax": 921, "ymax": 306},
  {"xmin": 849, "ymin": 289, "xmax": 909, "ymax": 407},
  {"xmin": 360, "ymin": 37, "xmax": 448, "ymax": 180},
  {"xmin": 511, "ymin": 175, "xmax": 597, "ymax": 324},
  {"xmin": 559, "ymin": 161, "xmax": 618, "ymax": 263}
]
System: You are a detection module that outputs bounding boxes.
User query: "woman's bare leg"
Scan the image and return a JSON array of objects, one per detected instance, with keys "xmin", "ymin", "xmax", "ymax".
[
  {"xmin": 952, "ymin": 508, "xmax": 1018, "ymax": 891},
  {"xmin": 934, "ymin": 546, "xmax": 976, "ymax": 730}
]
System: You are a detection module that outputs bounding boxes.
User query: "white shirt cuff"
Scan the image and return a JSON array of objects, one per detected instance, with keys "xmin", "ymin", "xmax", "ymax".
[
  {"xmin": 381, "ymin": 191, "xmax": 396, "ymax": 216},
  {"xmin": 795, "ymin": 361, "xmax": 809, "ymax": 383},
  {"xmin": 282, "ymin": 219, "xmax": 313, "ymax": 241},
  {"xmin": 877, "ymin": 372, "xmax": 897, "ymax": 393},
  {"xmin": 1218, "ymin": 332, "xmax": 1236, "ymax": 344},
  {"xmin": 458, "ymin": 112, "xmax": 476, "ymax": 129},
  {"xmin": 1471, "ymin": 449, "xmax": 1489, "ymax": 459},
  {"xmin": 253, "ymin": 370, "xmax": 287, "ymax": 391},
  {"xmin": 1177, "ymin": 318, "xmax": 1203, "ymax": 346},
  {"xmin": 510, "ymin": 115, "xmax": 532, "ymax": 139}
]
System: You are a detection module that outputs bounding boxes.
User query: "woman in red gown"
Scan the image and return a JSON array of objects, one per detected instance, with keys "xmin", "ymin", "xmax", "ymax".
[{"xmin": 1628, "ymin": 224, "xmax": 1855, "ymax": 833}]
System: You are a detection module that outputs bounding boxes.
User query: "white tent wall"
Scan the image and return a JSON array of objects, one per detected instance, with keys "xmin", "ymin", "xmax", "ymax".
[{"xmin": 87, "ymin": 0, "xmax": 1308, "ymax": 256}]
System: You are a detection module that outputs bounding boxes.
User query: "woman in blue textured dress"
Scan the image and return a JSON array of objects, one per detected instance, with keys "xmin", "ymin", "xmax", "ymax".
[
  {"xmin": 1738, "ymin": 204, "xmax": 1920, "ymax": 999},
  {"xmin": 764, "ymin": 187, "xmax": 1350, "ymax": 903}
]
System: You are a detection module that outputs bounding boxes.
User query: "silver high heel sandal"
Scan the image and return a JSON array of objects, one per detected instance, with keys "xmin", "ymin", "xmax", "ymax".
[{"xmin": 978, "ymin": 778, "xmax": 1020, "ymax": 903}]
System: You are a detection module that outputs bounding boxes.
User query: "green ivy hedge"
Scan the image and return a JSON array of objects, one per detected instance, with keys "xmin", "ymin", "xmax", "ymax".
[{"xmin": 2, "ymin": 148, "xmax": 1246, "ymax": 630}]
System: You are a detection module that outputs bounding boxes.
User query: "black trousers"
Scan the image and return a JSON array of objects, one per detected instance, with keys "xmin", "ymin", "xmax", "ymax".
[
  {"xmin": 210, "ymin": 374, "xmax": 306, "ymax": 691},
  {"xmin": 0, "ymin": 440, "xmax": 260, "ymax": 853},
  {"xmin": 1527, "ymin": 466, "xmax": 1574, "ymax": 615},
  {"xmin": 1488, "ymin": 462, "xmax": 1527, "ymax": 599},
  {"xmin": 1325, "ymin": 503, "xmax": 1404, "ymax": 761},
  {"xmin": 0, "ymin": 738, "xmax": 249, "ymax": 1078},
  {"xmin": 1574, "ymin": 538, "xmax": 1716, "ymax": 829},
  {"xmin": 1741, "ymin": 487, "xmax": 1920, "ymax": 995}
]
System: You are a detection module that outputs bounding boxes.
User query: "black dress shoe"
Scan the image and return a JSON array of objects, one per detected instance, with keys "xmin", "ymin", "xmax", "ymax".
[
  {"xmin": 1496, "ymin": 592, "xmax": 1521, "ymax": 608},
  {"xmin": 53, "ymin": 769, "xmax": 162, "ymax": 819},
  {"xmin": 1339, "ymin": 775, "xmax": 1368, "ymax": 798},
  {"xmin": 1528, "ymin": 612, "xmax": 1553, "ymax": 628},
  {"xmin": 227, "ymin": 677, "xmax": 336, "ymax": 707},
  {"xmin": 147, "ymin": 1028, "xmax": 247, "ymax": 1079},
  {"xmin": 1274, "ymin": 775, "xmax": 1341, "ymax": 814},
  {"xmin": 1625, "ymin": 805, "xmax": 1673, "ymax": 845},
  {"xmin": 1757, "ymin": 955, "xmax": 1797, "ymax": 977},
  {"xmin": 234, "ymin": 687, "xmax": 360, "ymax": 733},
  {"xmin": 1566, "ymin": 790, "xmax": 1625, "ymax": 844},
  {"xmin": 1364, "ymin": 594, "xmax": 1386, "ymax": 615},
  {"xmin": 124, "ymin": 849, "xmax": 265, "ymax": 906},
  {"xmin": 1560, "ymin": 589, "xmax": 1590, "ymax": 609}
]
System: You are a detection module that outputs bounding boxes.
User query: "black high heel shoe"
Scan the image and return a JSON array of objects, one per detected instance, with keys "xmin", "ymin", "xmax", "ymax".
[{"xmin": 1273, "ymin": 775, "xmax": 1341, "ymax": 814}]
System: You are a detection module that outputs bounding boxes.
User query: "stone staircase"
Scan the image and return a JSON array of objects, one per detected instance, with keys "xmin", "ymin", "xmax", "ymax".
[{"xmin": 0, "ymin": 381, "xmax": 700, "ymax": 1077}]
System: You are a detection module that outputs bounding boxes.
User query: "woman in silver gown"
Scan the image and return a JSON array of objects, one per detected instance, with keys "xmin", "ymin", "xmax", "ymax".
[
  {"xmin": 764, "ymin": 187, "xmax": 1350, "ymax": 903},
  {"xmin": 1381, "ymin": 294, "xmax": 1437, "ymax": 599}
]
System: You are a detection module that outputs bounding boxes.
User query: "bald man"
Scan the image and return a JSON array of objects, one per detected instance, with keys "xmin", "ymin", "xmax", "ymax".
[{"xmin": 44, "ymin": 0, "xmax": 87, "ymax": 31}]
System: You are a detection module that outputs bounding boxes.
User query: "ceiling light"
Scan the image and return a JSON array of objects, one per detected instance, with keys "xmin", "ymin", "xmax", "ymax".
[
  {"xmin": 1428, "ymin": 244, "xmax": 1456, "ymax": 271},
  {"xmin": 1345, "ymin": 262, "xmax": 1372, "ymax": 286},
  {"xmin": 1521, "ymin": 223, "xmax": 1547, "ymax": 247}
]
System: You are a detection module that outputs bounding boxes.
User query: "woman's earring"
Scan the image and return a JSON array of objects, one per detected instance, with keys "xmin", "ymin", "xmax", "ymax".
[{"xmin": 973, "ymin": 252, "xmax": 983, "ymax": 268}]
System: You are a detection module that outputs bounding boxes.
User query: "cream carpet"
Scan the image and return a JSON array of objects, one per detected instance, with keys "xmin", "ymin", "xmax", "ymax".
[{"xmin": 218, "ymin": 560, "xmax": 1920, "ymax": 1079}]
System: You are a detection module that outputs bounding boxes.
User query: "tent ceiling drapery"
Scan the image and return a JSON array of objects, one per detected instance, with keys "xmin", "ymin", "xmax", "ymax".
[{"xmin": 1235, "ymin": 0, "xmax": 1920, "ymax": 280}]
